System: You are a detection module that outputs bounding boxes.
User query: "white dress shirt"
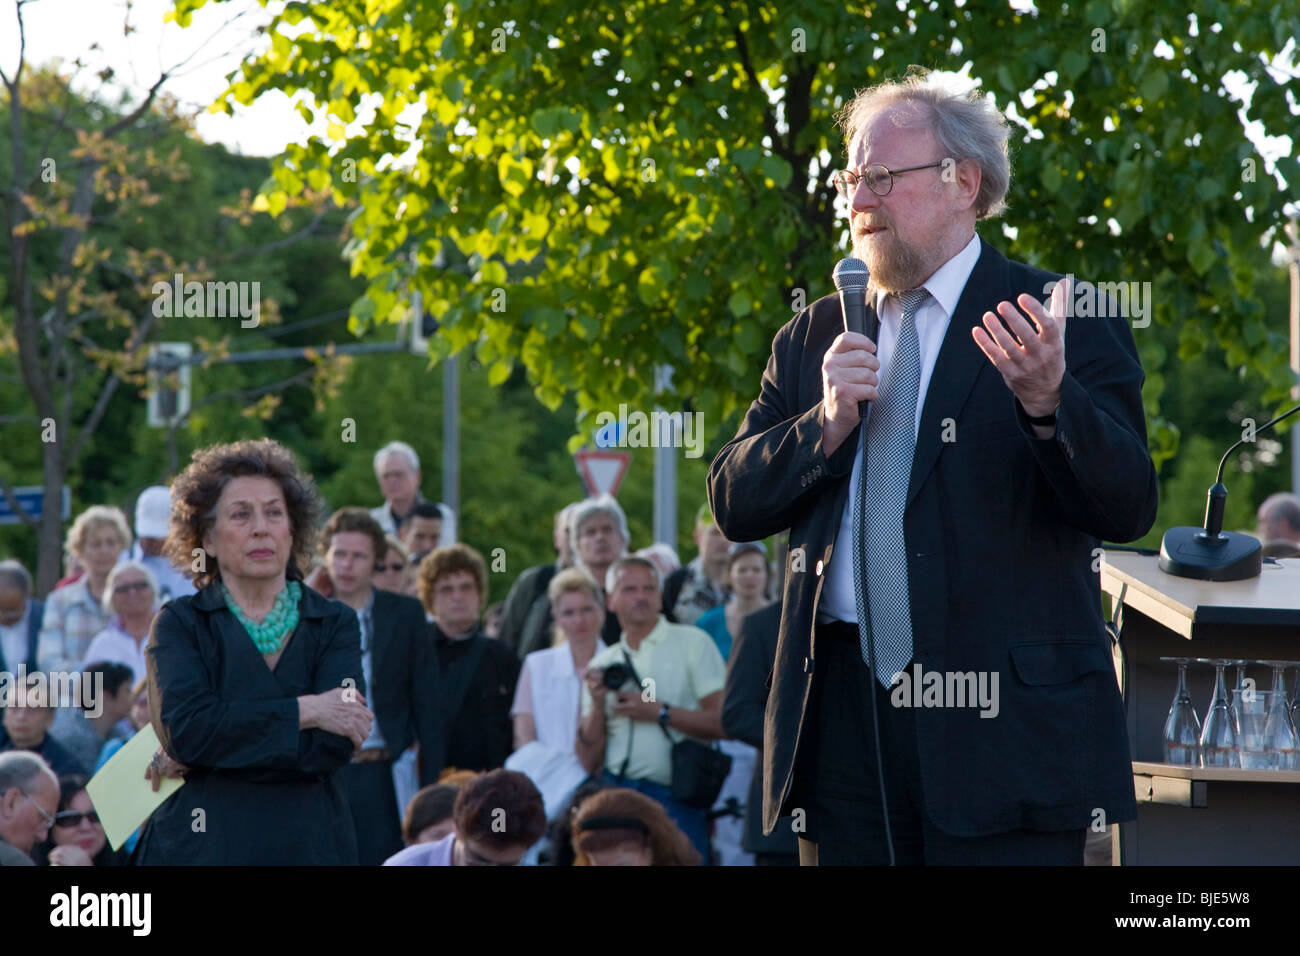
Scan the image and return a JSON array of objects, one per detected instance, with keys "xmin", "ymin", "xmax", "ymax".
[{"xmin": 820, "ymin": 234, "xmax": 982, "ymax": 624}]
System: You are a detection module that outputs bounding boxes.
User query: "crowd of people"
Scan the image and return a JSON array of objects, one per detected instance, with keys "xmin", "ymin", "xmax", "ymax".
[{"xmin": 0, "ymin": 439, "xmax": 797, "ymax": 866}]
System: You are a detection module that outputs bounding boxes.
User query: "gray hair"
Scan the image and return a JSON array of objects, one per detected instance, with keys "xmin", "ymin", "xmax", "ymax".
[
  {"xmin": 103, "ymin": 560, "xmax": 161, "ymax": 614},
  {"xmin": 67, "ymin": 505, "xmax": 133, "ymax": 559},
  {"xmin": 837, "ymin": 72, "xmax": 1011, "ymax": 220},
  {"xmin": 568, "ymin": 495, "xmax": 630, "ymax": 562},
  {"xmin": 0, "ymin": 751, "xmax": 58, "ymax": 796},
  {"xmin": 373, "ymin": 441, "xmax": 420, "ymax": 475},
  {"xmin": 605, "ymin": 555, "xmax": 662, "ymax": 594},
  {"xmin": 0, "ymin": 559, "xmax": 33, "ymax": 596}
]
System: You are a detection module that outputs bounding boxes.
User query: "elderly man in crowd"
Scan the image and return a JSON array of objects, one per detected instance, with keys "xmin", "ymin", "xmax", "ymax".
[
  {"xmin": 370, "ymin": 441, "xmax": 432, "ymax": 537},
  {"xmin": 0, "ymin": 752, "xmax": 60, "ymax": 865},
  {"xmin": 569, "ymin": 496, "xmax": 632, "ymax": 648},
  {"xmin": 0, "ymin": 561, "xmax": 42, "ymax": 678}
]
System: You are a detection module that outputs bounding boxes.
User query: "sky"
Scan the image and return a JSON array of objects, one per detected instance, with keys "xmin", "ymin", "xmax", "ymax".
[{"xmin": 1, "ymin": 0, "xmax": 313, "ymax": 157}]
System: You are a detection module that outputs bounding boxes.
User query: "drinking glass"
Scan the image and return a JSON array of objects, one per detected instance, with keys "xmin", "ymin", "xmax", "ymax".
[
  {"xmin": 1235, "ymin": 688, "xmax": 1274, "ymax": 769},
  {"xmin": 1260, "ymin": 661, "xmax": 1299, "ymax": 770},
  {"xmin": 1162, "ymin": 658, "xmax": 1201, "ymax": 765},
  {"xmin": 1199, "ymin": 659, "xmax": 1239, "ymax": 768}
]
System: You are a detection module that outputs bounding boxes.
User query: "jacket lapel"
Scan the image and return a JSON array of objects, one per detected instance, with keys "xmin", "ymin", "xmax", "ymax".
[{"xmin": 907, "ymin": 238, "xmax": 1007, "ymax": 506}]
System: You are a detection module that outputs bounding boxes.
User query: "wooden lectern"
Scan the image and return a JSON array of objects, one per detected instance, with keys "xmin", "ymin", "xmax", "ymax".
[{"xmin": 1100, "ymin": 551, "xmax": 1300, "ymax": 865}]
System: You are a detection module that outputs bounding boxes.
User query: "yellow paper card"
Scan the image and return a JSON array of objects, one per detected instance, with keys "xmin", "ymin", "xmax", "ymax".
[{"xmin": 85, "ymin": 725, "xmax": 184, "ymax": 851}]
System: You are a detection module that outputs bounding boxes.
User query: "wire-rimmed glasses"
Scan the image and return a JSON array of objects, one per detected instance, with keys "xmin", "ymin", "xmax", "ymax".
[{"xmin": 831, "ymin": 161, "xmax": 947, "ymax": 198}]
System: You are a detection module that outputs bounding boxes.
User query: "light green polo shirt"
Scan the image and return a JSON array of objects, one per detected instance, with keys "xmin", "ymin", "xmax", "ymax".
[{"xmin": 580, "ymin": 615, "xmax": 727, "ymax": 786}]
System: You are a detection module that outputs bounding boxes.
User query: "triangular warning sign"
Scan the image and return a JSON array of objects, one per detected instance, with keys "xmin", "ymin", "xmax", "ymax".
[{"xmin": 574, "ymin": 449, "xmax": 631, "ymax": 498}]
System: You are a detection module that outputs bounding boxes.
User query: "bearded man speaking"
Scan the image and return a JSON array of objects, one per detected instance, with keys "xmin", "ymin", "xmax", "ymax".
[{"xmin": 708, "ymin": 73, "xmax": 1156, "ymax": 865}]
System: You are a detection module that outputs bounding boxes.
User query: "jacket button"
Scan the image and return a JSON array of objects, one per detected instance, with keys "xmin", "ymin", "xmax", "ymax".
[
  {"xmin": 803, "ymin": 657, "xmax": 811, "ymax": 673},
  {"xmin": 815, "ymin": 559, "xmax": 824, "ymax": 576}
]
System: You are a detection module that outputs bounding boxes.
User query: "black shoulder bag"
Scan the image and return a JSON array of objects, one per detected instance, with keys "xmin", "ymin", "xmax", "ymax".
[{"xmin": 618, "ymin": 649, "xmax": 732, "ymax": 810}]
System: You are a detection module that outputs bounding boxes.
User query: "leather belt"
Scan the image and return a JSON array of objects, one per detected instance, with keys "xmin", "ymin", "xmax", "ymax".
[{"xmin": 351, "ymin": 747, "xmax": 392, "ymax": 764}]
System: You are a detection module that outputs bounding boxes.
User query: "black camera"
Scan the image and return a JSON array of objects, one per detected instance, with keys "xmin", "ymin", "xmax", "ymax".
[{"xmin": 602, "ymin": 662, "xmax": 633, "ymax": 690}]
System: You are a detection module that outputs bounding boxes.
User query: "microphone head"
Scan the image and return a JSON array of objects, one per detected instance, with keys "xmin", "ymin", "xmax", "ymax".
[{"xmin": 832, "ymin": 257, "xmax": 870, "ymax": 294}]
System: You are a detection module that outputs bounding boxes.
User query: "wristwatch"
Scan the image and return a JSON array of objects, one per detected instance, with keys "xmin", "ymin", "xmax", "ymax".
[{"xmin": 658, "ymin": 704, "xmax": 672, "ymax": 729}]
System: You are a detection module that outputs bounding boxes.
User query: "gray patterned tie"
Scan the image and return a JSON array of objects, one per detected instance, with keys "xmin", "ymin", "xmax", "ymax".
[{"xmin": 853, "ymin": 288, "xmax": 929, "ymax": 687}]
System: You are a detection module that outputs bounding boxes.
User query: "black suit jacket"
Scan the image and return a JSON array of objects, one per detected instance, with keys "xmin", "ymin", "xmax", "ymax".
[
  {"xmin": 722, "ymin": 601, "xmax": 798, "ymax": 856},
  {"xmin": 370, "ymin": 588, "xmax": 445, "ymax": 786},
  {"xmin": 0, "ymin": 599, "xmax": 42, "ymax": 674},
  {"xmin": 708, "ymin": 238, "xmax": 1157, "ymax": 838}
]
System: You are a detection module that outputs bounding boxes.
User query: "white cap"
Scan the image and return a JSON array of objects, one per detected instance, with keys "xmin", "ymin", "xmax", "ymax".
[{"xmin": 135, "ymin": 486, "xmax": 173, "ymax": 539}]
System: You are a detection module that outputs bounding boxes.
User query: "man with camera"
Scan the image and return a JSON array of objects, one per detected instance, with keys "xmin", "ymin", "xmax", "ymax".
[{"xmin": 576, "ymin": 556, "xmax": 728, "ymax": 863}]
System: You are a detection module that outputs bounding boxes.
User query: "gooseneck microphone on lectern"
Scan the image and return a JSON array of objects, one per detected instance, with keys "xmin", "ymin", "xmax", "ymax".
[
  {"xmin": 833, "ymin": 257, "xmax": 873, "ymax": 420},
  {"xmin": 1159, "ymin": 403, "xmax": 1300, "ymax": 581}
]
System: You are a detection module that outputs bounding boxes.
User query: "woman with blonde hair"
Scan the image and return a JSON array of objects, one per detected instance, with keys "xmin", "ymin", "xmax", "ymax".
[
  {"xmin": 571, "ymin": 787, "xmax": 701, "ymax": 866},
  {"xmin": 38, "ymin": 505, "xmax": 132, "ymax": 672}
]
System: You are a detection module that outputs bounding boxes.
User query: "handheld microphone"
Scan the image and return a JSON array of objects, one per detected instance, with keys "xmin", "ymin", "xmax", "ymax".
[
  {"xmin": 832, "ymin": 257, "xmax": 873, "ymax": 419},
  {"xmin": 830, "ymin": 255, "xmax": 896, "ymax": 865},
  {"xmin": 1158, "ymin": 402, "xmax": 1300, "ymax": 581}
]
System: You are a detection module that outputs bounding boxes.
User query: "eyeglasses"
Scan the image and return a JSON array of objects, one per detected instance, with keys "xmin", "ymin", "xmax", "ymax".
[
  {"xmin": 831, "ymin": 161, "xmax": 947, "ymax": 197},
  {"xmin": 374, "ymin": 562, "xmax": 406, "ymax": 573},
  {"xmin": 113, "ymin": 581, "xmax": 153, "ymax": 596},
  {"xmin": 54, "ymin": 810, "xmax": 101, "ymax": 828},
  {"xmin": 21, "ymin": 791, "xmax": 55, "ymax": 828}
]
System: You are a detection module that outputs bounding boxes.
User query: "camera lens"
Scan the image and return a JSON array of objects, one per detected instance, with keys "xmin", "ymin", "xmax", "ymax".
[{"xmin": 603, "ymin": 663, "xmax": 629, "ymax": 690}]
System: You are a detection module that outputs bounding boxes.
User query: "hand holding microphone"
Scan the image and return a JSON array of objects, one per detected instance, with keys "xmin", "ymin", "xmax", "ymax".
[{"xmin": 821, "ymin": 257, "xmax": 880, "ymax": 456}]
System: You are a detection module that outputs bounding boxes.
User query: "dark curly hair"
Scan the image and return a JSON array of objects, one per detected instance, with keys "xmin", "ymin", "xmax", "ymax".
[
  {"xmin": 572, "ymin": 788, "xmax": 701, "ymax": 866},
  {"xmin": 163, "ymin": 439, "xmax": 321, "ymax": 589},
  {"xmin": 452, "ymin": 769, "xmax": 547, "ymax": 851}
]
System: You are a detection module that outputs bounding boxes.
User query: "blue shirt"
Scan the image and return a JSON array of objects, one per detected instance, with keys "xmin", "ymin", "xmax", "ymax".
[{"xmin": 695, "ymin": 606, "xmax": 732, "ymax": 662}]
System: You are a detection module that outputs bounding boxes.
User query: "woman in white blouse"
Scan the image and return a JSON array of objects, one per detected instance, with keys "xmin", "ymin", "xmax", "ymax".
[
  {"xmin": 507, "ymin": 569, "xmax": 608, "ymax": 829},
  {"xmin": 511, "ymin": 568, "xmax": 607, "ymax": 751}
]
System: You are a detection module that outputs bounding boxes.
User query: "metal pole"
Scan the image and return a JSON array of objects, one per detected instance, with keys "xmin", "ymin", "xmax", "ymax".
[
  {"xmin": 1286, "ymin": 218, "xmax": 1300, "ymax": 494},
  {"xmin": 652, "ymin": 364, "xmax": 676, "ymax": 547},
  {"xmin": 443, "ymin": 351, "xmax": 459, "ymax": 518}
]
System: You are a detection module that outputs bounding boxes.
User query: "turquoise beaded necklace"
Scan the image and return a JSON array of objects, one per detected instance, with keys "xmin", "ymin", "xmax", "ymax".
[{"xmin": 221, "ymin": 580, "xmax": 302, "ymax": 654}]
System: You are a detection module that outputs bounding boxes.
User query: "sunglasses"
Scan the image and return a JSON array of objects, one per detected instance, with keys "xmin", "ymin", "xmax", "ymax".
[
  {"xmin": 113, "ymin": 580, "xmax": 153, "ymax": 596},
  {"xmin": 54, "ymin": 810, "xmax": 101, "ymax": 827},
  {"xmin": 374, "ymin": 562, "xmax": 407, "ymax": 573}
]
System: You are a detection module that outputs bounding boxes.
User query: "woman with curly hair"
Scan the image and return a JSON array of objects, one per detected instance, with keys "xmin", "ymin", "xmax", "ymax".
[
  {"xmin": 134, "ymin": 439, "xmax": 373, "ymax": 865},
  {"xmin": 571, "ymin": 787, "xmax": 701, "ymax": 866}
]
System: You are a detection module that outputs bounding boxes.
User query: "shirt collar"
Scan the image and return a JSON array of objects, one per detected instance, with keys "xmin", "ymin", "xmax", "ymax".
[
  {"xmin": 874, "ymin": 232, "xmax": 982, "ymax": 321},
  {"xmin": 621, "ymin": 615, "xmax": 669, "ymax": 651}
]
